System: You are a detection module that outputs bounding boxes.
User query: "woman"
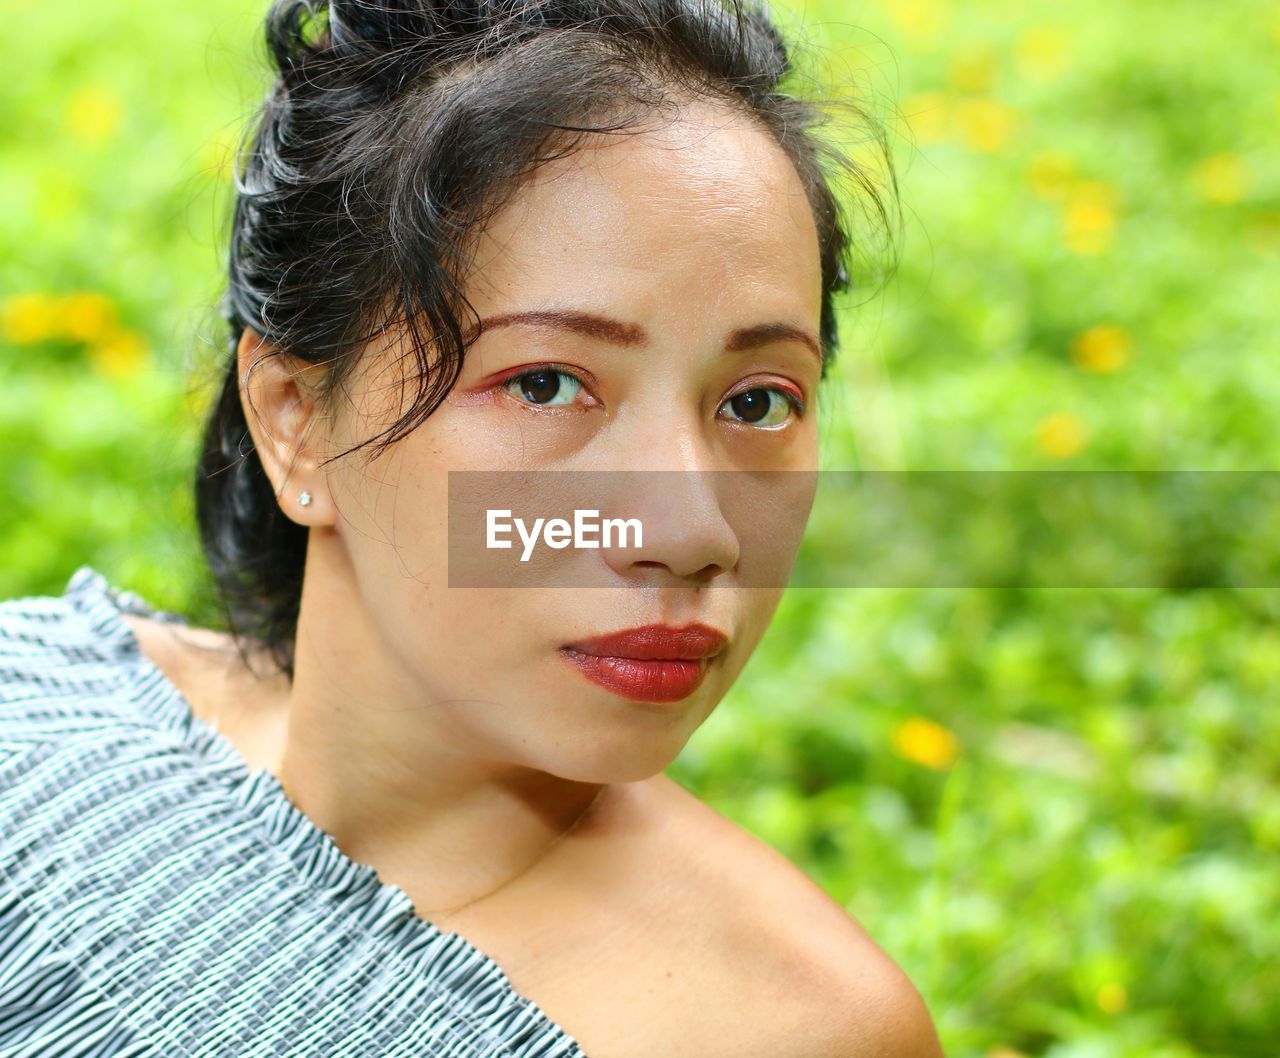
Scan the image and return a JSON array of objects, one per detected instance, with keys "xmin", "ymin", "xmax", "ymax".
[{"xmin": 0, "ymin": 0, "xmax": 940, "ymax": 1055}]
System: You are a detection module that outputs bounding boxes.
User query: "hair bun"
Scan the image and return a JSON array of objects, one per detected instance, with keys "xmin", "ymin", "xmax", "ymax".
[
  {"xmin": 267, "ymin": 0, "xmax": 473, "ymax": 100},
  {"xmin": 327, "ymin": 0, "xmax": 435, "ymax": 51},
  {"xmin": 327, "ymin": 0, "xmax": 496, "ymax": 56}
]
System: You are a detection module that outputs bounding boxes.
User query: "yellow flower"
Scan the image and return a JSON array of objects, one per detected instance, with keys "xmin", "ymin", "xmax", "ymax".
[
  {"xmin": 88, "ymin": 329, "xmax": 149, "ymax": 380},
  {"xmin": 1191, "ymin": 153, "xmax": 1250, "ymax": 205},
  {"xmin": 1035, "ymin": 411, "xmax": 1087, "ymax": 459},
  {"xmin": 891, "ymin": 717, "xmax": 959, "ymax": 770},
  {"xmin": 899, "ymin": 91, "xmax": 952, "ymax": 146},
  {"xmin": 1026, "ymin": 150, "xmax": 1076, "ymax": 201},
  {"xmin": 888, "ymin": 0, "xmax": 950, "ymax": 46},
  {"xmin": 986, "ymin": 1050, "xmax": 1029, "ymax": 1058},
  {"xmin": 1072, "ymin": 325, "xmax": 1132, "ymax": 373},
  {"xmin": 1015, "ymin": 26, "xmax": 1071, "ymax": 82},
  {"xmin": 65, "ymin": 87, "xmax": 122, "ymax": 143},
  {"xmin": 2, "ymin": 292, "xmax": 63, "ymax": 344},
  {"xmin": 1096, "ymin": 982, "xmax": 1129, "ymax": 1014},
  {"xmin": 1062, "ymin": 180, "xmax": 1116, "ymax": 254},
  {"xmin": 948, "ymin": 49, "xmax": 997, "ymax": 94},
  {"xmin": 62, "ymin": 292, "xmax": 120, "ymax": 343},
  {"xmin": 955, "ymin": 97, "xmax": 1018, "ymax": 153}
]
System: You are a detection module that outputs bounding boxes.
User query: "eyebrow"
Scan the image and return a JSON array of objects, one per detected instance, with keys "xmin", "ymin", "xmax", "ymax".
[{"xmin": 467, "ymin": 309, "xmax": 823, "ymax": 363}]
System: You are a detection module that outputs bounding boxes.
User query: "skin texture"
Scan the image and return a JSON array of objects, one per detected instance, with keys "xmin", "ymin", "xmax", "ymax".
[{"xmin": 236, "ymin": 97, "xmax": 823, "ymax": 909}]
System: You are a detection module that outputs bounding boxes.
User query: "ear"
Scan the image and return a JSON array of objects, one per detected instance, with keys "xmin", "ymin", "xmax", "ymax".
[{"xmin": 237, "ymin": 328, "xmax": 334, "ymax": 527}]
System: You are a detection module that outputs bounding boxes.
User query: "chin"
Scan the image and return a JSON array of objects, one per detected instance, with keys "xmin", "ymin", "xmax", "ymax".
[{"xmin": 540, "ymin": 717, "xmax": 695, "ymax": 786}]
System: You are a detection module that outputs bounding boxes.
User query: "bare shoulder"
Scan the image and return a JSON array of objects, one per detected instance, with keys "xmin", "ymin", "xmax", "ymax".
[
  {"xmin": 785, "ymin": 944, "xmax": 945, "ymax": 1058},
  {"xmin": 640, "ymin": 774, "xmax": 944, "ymax": 1058},
  {"xmin": 118, "ymin": 613, "xmax": 291, "ymax": 771},
  {"xmin": 120, "ymin": 612, "xmax": 237, "ymax": 676},
  {"xmin": 119, "ymin": 613, "xmax": 202, "ymax": 701}
]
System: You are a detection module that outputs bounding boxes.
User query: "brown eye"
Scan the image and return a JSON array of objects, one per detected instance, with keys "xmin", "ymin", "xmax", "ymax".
[
  {"xmin": 506, "ymin": 369, "xmax": 583, "ymax": 406},
  {"xmin": 719, "ymin": 387, "xmax": 798, "ymax": 427}
]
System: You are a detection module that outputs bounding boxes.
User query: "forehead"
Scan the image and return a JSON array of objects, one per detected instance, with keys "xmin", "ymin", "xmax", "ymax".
[{"xmin": 462, "ymin": 98, "xmax": 822, "ymax": 323}]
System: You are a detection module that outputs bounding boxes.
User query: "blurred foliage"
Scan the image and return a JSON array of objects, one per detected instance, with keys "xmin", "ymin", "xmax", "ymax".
[{"xmin": 2, "ymin": 0, "xmax": 1278, "ymax": 1055}]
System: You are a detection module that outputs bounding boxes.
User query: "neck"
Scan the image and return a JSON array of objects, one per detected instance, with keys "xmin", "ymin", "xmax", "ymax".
[{"xmin": 272, "ymin": 532, "xmax": 614, "ymax": 917}]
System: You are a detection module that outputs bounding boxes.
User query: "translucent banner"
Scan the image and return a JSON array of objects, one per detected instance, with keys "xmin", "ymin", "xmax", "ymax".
[{"xmin": 446, "ymin": 471, "xmax": 1280, "ymax": 588}]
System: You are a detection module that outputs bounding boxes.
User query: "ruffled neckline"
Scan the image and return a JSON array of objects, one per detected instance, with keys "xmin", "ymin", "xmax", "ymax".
[{"xmin": 61, "ymin": 564, "xmax": 587, "ymax": 1058}]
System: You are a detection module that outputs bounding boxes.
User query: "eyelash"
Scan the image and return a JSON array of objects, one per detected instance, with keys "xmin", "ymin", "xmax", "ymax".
[{"xmin": 496, "ymin": 364, "xmax": 807, "ymax": 426}]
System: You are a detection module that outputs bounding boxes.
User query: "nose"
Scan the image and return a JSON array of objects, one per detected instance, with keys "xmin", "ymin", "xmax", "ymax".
[
  {"xmin": 596, "ymin": 420, "xmax": 740, "ymax": 585},
  {"xmin": 598, "ymin": 469, "xmax": 741, "ymax": 583}
]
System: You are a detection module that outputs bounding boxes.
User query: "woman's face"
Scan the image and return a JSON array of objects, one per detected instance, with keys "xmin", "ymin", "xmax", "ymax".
[{"xmin": 303, "ymin": 99, "xmax": 823, "ymax": 783}]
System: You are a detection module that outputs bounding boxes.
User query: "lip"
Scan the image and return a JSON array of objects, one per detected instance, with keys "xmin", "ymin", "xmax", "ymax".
[{"xmin": 559, "ymin": 624, "xmax": 728, "ymax": 704}]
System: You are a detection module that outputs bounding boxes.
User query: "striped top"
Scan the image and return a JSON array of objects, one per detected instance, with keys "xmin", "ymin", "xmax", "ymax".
[{"xmin": 0, "ymin": 565, "xmax": 587, "ymax": 1057}]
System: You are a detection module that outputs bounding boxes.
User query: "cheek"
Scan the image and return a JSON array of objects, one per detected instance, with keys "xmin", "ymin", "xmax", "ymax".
[
  {"xmin": 338, "ymin": 430, "xmax": 454, "ymax": 583},
  {"xmin": 365, "ymin": 455, "xmax": 567, "ymax": 651},
  {"xmin": 400, "ymin": 587, "xmax": 518, "ymax": 668},
  {"xmin": 731, "ymin": 586, "xmax": 786, "ymax": 661},
  {"xmin": 384, "ymin": 585, "xmax": 589, "ymax": 725}
]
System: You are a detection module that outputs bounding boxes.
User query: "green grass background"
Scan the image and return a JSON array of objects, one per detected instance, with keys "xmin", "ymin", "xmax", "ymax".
[{"xmin": 3, "ymin": 1, "xmax": 1278, "ymax": 1054}]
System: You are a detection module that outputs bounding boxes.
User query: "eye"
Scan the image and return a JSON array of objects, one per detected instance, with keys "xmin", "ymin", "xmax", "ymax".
[
  {"xmin": 718, "ymin": 386, "xmax": 803, "ymax": 428},
  {"xmin": 503, "ymin": 367, "xmax": 586, "ymax": 407}
]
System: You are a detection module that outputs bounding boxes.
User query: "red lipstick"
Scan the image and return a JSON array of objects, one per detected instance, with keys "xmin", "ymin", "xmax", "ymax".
[{"xmin": 560, "ymin": 624, "xmax": 728, "ymax": 704}]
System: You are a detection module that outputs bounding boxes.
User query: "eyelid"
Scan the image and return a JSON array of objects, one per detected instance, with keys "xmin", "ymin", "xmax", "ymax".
[
  {"xmin": 723, "ymin": 377, "xmax": 808, "ymax": 417},
  {"xmin": 492, "ymin": 363, "xmax": 599, "ymax": 407},
  {"xmin": 485, "ymin": 362, "xmax": 588, "ymax": 387}
]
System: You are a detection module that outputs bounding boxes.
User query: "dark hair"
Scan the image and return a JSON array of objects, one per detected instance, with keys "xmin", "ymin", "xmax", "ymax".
[{"xmin": 196, "ymin": 0, "xmax": 900, "ymax": 681}]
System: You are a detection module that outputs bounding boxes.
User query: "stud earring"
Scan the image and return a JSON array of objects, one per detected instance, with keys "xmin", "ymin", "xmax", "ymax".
[{"xmin": 298, "ymin": 490, "xmax": 313, "ymax": 507}]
